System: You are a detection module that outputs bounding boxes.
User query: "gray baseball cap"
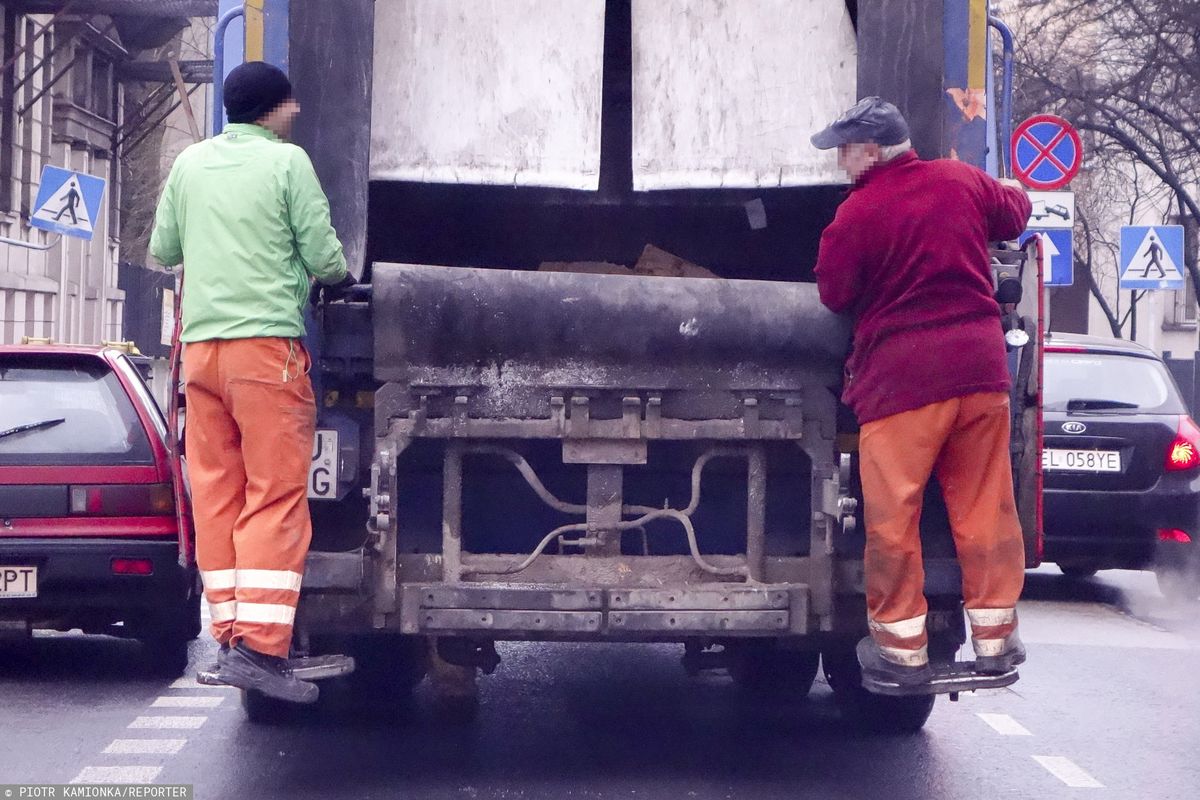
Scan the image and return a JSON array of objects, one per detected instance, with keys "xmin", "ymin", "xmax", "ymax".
[{"xmin": 811, "ymin": 96, "xmax": 911, "ymax": 150}]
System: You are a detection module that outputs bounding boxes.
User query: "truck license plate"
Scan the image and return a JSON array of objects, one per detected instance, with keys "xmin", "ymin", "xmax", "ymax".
[
  {"xmin": 1042, "ymin": 449, "xmax": 1121, "ymax": 473},
  {"xmin": 0, "ymin": 566, "xmax": 37, "ymax": 598},
  {"xmin": 308, "ymin": 430, "xmax": 339, "ymax": 500}
]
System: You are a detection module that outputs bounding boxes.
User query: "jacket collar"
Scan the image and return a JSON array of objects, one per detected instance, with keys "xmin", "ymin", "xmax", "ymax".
[
  {"xmin": 223, "ymin": 123, "xmax": 280, "ymax": 142},
  {"xmin": 854, "ymin": 149, "xmax": 919, "ymax": 188}
]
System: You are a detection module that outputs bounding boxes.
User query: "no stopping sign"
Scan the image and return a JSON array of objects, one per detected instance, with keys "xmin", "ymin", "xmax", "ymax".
[{"xmin": 1011, "ymin": 115, "xmax": 1083, "ymax": 190}]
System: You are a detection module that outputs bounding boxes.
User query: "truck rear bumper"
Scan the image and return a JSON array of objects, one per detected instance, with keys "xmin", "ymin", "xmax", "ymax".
[{"xmin": 397, "ymin": 582, "xmax": 806, "ymax": 638}]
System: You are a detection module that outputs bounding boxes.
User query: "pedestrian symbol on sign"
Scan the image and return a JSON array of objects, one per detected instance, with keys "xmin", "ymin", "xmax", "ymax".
[
  {"xmin": 1119, "ymin": 225, "xmax": 1186, "ymax": 290},
  {"xmin": 52, "ymin": 180, "xmax": 83, "ymax": 225}
]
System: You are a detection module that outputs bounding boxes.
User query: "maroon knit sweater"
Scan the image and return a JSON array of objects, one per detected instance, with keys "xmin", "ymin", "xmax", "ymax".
[{"xmin": 815, "ymin": 151, "xmax": 1033, "ymax": 424}]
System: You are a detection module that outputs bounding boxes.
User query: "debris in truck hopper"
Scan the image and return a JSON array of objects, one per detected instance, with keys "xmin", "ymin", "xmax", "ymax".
[{"xmin": 633, "ymin": 244, "xmax": 720, "ymax": 279}]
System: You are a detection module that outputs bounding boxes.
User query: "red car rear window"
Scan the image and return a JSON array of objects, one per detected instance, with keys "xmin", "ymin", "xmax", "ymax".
[{"xmin": 0, "ymin": 356, "xmax": 154, "ymax": 466}]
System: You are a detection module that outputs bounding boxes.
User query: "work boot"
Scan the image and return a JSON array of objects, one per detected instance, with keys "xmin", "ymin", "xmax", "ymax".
[
  {"xmin": 216, "ymin": 642, "xmax": 320, "ymax": 704},
  {"xmin": 197, "ymin": 642, "xmax": 230, "ymax": 677},
  {"xmin": 856, "ymin": 636, "xmax": 933, "ymax": 687},
  {"xmin": 974, "ymin": 633, "xmax": 1026, "ymax": 675}
]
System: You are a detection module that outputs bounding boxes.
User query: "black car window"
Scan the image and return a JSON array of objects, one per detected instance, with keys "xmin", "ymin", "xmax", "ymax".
[
  {"xmin": 1044, "ymin": 352, "xmax": 1188, "ymax": 414},
  {"xmin": 0, "ymin": 356, "xmax": 154, "ymax": 466}
]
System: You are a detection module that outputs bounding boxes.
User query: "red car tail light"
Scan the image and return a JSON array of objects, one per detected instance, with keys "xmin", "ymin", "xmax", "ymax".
[
  {"xmin": 1158, "ymin": 528, "xmax": 1193, "ymax": 544},
  {"xmin": 69, "ymin": 484, "xmax": 175, "ymax": 516},
  {"xmin": 1166, "ymin": 417, "xmax": 1200, "ymax": 472},
  {"xmin": 111, "ymin": 558, "xmax": 154, "ymax": 575}
]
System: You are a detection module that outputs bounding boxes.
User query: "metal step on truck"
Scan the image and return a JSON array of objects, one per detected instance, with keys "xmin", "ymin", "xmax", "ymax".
[{"xmin": 207, "ymin": 0, "xmax": 1044, "ymax": 731}]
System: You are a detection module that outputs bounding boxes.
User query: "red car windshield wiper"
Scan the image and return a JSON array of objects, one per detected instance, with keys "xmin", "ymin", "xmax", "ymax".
[
  {"xmin": 1066, "ymin": 398, "xmax": 1140, "ymax": 411},
  {"xmin": 0, "ymin": 417, "xmax": 66, "ymax": 440}
]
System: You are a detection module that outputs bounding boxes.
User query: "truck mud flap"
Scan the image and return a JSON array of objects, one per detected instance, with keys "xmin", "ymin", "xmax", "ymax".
[{"xmin": 400, "ymin": 583, "xmax": 807, "ymax": 636}]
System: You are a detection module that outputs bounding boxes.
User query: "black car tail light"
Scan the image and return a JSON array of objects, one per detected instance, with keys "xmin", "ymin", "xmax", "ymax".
[
  {"xmin": 1158, "ymin": 528, "xmax": 1193, "ymax": 544},
  {"xmin": 69, "ymin": 484, "xmax": 175, "ymax": 516},
  {"xmin": 1165, "ymin": 417, "xmax": 1200, "ymax": 472}
]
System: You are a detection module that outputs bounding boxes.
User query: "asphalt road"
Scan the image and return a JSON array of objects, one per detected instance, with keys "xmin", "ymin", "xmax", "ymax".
[{"xmin": 2, "ymin": 567, "xmax": 1198, "ymax": 799}]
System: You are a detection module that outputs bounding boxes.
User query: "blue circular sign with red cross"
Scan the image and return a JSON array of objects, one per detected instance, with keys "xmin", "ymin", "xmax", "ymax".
[{"xmin": 1011, "ymin": 114, "xmax": 1083, "ymax": 190}]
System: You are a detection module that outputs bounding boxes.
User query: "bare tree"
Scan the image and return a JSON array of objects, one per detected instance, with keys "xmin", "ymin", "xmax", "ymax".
[{"xmin": 1009, "ymin": 0, "xmax": 1200, "ymax": 336}]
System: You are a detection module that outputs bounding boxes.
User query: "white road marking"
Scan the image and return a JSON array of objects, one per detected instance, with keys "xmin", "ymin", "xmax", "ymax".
[
  {"xmin": 151, "ymin": 695, "xmax": 225, "ymax": 708},
  {"xmin": 1033, "ymin": 756, "xmax": 1104, "ymax": 788},
  {"xmin": 71, "ymin": 766, "xmax": 162, "ymax": 784},
  {"xmin": 977, "ymin": 713, "xmax": 1032, "ymax": 736},
  {"xmin": 128, "ymin": 715, "xmax": 208, "ymax": 730},
  {"xmin": 103, "ymin": 739, "xmax": 187, "ymax": 755},
  {"xmin": 169, "ymin": 676, "xmax": 237, "ymax": 691}
]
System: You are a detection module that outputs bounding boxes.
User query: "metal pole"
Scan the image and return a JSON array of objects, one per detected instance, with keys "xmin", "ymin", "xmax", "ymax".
[
  {"xmin": 212, "ymin": 5, "xmax": 246, "ymax": 136},
  {"xmin": 0, "ymin": 232, "xmax": 62, "ymax": 250},
  {"xmin": 988, "ymin": 16, "xmax": 1016, "ymax": 178}
]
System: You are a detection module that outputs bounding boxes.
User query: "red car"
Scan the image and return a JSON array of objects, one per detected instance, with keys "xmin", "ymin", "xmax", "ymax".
[{"xmin": 0, "ymin": 343, "xmax": 198, "ymax": 674}]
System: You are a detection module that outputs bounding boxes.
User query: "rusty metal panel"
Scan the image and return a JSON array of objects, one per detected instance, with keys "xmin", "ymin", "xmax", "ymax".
[
  {"xmin": 608, "ymin": 587, "xmax": 792, "ymax": 611},
  {"xmin": 608, "ymin": 610, "xmax": 789, "ymax": 632},
  {"xmin": 417, "ymin": 584, "xmax": 603, "ymax": 611},
  {"xmin": 562, "ymin": 439, "xmax": 648, "ymax": 465},
  {"xmin": 420, "ymin": 609, "xmax": 603, "ymax": 633}
]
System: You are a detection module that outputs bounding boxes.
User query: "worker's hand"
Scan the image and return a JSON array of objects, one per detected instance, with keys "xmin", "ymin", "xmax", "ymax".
[
  {"xmin": 998, "ymin": 177, "xmax": 1025, "ymax": 190},
  {"xmin": 310, "ymin": 273, "xmax": 358, "ymax": 305}
]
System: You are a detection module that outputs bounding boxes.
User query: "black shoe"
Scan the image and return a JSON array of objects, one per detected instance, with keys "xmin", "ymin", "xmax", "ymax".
[
  {"xmin": 197, "ymin": 642, "xmax": 230, "ymax": 676},
  {"xmin": 856, "ymin": 636, "xmax": 934, "ymax": 688},
  {"xmin": 216, "ymin": 642, "xmax": 319, "ymax": 704},
  {"xmin": 974, "ymin": 634, "xmax": 1026, "ymax": 675}
]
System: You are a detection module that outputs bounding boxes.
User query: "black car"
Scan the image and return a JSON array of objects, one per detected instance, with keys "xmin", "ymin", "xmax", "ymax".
[{"xmin": 1042, "ymin": 333, "xmax": 1200, "ymax": 599}]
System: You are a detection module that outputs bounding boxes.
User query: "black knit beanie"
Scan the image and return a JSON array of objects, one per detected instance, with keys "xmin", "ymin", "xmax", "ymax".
[{"xmin": 224, "ymin": 61, "xmax": 292, "ymax": 124}]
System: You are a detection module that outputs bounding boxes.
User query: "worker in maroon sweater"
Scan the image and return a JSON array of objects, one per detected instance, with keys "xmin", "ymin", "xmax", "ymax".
[{"xmin": 812, "ymin": 97, "xmax": 1033, "ymax": 688}]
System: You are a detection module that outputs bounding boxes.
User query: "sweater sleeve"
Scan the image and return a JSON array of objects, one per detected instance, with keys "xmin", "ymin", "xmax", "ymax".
[
  {"xmin": 286, "ymin": 146, "xmax": 349, "ymax": 284},
  {"xmin": 978, "ymin": 171, "xmax": 1032, "ymax": 241},
  {"xmin": 815, "ymin": 203, "xmax": 866, "ymax": 314}
]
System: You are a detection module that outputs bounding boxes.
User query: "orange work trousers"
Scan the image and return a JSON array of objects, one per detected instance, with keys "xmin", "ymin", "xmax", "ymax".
[
  {"xmin": 183, "ymin": 337, "xmax": 316, "ymax": 658},
  {"xmin": 858, "ymin": 391, "xmax": 1025, "ymax": 667}
]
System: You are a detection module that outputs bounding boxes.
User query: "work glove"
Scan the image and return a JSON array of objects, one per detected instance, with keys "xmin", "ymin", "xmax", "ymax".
[{"xmin": 310, "ymin": 273, "xmax": 358, "ymax": 305}]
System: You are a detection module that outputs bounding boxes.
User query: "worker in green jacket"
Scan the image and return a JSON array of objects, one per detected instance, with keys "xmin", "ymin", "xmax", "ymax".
[{"xmin": 150, "ymin": 61, "xmax": 353, "ymax": 704}]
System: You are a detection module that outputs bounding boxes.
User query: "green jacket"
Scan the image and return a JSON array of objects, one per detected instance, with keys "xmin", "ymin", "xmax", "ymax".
[{"xmin": 149, "ymin": 123, "xmax": 348, "ymax": 342}]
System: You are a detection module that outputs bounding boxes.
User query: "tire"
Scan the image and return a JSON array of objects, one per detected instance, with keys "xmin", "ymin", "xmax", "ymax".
[
  {"xmin": 728, "ymin": 642, "xmax": 820, "ymax": 699},
  {"xmin": 138, "ymin": 590, "xmax": 201, "ymax": 678},
  {"xmin": 1155, "ymin": 566, "xmax": 1200, "ymax": 602},
  {"xmin": 1059, "ymin": 563, "xmax": 1099, "ymax": 579},
  {"xmin": 821, "ymin": 642, "xmax": 935, "ymax": 734},
  {"xmin": 141, "ymin": 637, "xmax": 190, "ymax": 678},
  {"xmin": 242, "ymin": 688, "xmax": 310, "ymax": 725},
  {"xmin": 334, "ymin": 634, "xmax": 428, "ymax": 720}
]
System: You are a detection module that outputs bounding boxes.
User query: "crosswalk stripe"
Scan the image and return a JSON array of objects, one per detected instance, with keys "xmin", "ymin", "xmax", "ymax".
[
  {"xmin": 103, "ymin": 739, "xmax": 187, "ymax": 755},
  {"xmin": 71, "ymin": 766, "xmax": 162, "ymax": 784}
]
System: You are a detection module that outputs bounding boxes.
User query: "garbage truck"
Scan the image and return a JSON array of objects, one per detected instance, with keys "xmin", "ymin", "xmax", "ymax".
[{"xmin": 205, "ymin": 0, "xmax": 1043, "ymax": 731}]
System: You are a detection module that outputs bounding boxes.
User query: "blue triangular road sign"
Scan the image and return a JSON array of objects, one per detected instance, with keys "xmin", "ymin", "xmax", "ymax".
[
  {"xmin": 1120, "ymin": 225, "xmax": 1185, "ymax": 290},
  {"xmin": 29, "ymin": 165, "xmax": 107, "ymax": 241}
]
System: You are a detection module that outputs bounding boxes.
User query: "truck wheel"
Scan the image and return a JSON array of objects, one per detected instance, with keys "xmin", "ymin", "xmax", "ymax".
[
  {"xmin": 242, "ymin": 689, "xmax": 311, "ymax": 725},
  {"xmin": 338, "ymin": 634, "xmax": 428, "ymax": 720},
  {"xmin": 821, "ymin": 643, "xmax": 935, "ymax": 734},
  {"xmin": 728, "ymin": 643, "xmax": 820, "ymax": 698}
]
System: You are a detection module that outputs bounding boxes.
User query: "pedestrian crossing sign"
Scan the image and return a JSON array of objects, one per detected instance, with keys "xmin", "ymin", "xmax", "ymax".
[
  {"xmin": 1119, "ymin": 225, "xmax": 1185, "ymax": 290},
  {"xmin": 29, "ymin": 165, "xmax": 107, "ymax": 241}
]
